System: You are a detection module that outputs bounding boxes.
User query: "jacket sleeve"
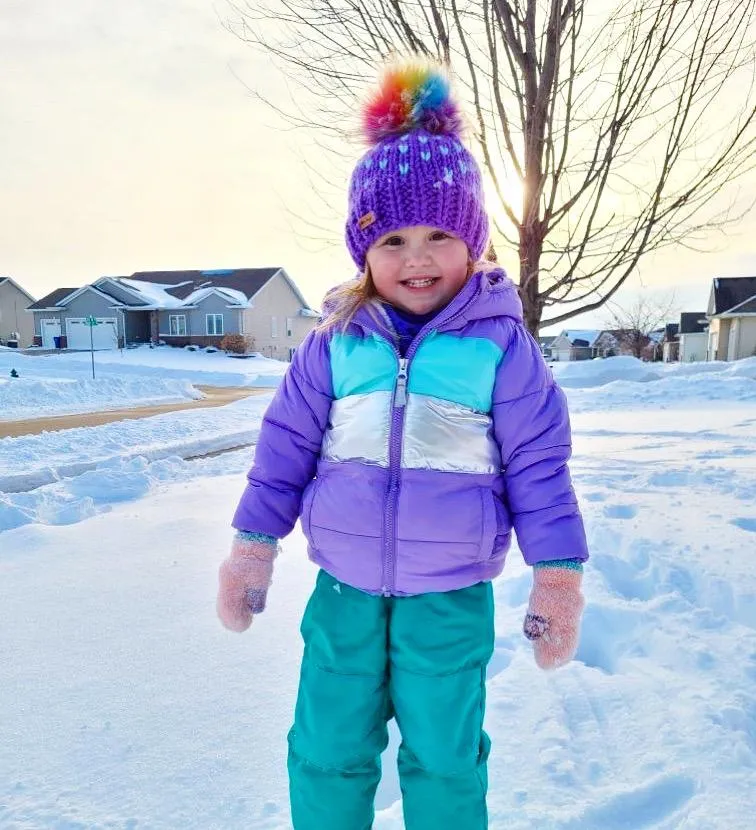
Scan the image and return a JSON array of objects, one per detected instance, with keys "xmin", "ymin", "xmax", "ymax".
[
  {"xmin": 231, "ymin": 328, "xmax": 333, "ymax": 538},
  {"xmin": 492, "ymin": 323, "xmax": 588, "ymax": 566}
]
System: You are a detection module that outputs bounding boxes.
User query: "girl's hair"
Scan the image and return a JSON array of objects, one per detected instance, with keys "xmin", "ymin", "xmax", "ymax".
[
  {"xmin": 317, "ymin": 266, "xmax": 380, "ymax": 333},
  {"xmin": 318, "ymin": 256, "xmax": 479, "ymax": 332}
]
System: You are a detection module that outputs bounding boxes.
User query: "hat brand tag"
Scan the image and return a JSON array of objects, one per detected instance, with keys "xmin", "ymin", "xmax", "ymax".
[{"xmin": 358, "ymin": 211, "xmax": 376, "ymax": 231}]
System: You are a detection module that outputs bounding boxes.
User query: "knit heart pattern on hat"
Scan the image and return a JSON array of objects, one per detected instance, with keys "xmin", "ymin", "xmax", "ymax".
[{"xmin": 345, "ymin": 62, "xmax": 489, "ymax": 269}]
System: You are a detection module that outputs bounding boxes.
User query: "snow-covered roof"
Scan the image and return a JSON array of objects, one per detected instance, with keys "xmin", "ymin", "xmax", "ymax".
[
  {"xmin": 119, "ymin": 279, "xmax": 187, "ymax": 309},
  {"xmin": 214, "ymin": 286, "xmax": 249, "ymax": 306},
  {"xmin": 559, "ymin": 330, "xmax": 603, "ymax": 347},
  {"xmin": 116, "ymin": 279, "xmax": 252, "ymax": 309}
]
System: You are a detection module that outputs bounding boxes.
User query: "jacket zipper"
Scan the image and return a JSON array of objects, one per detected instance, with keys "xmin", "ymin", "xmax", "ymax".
[
  {"xmin": 375, "ymin": 285, "xmax": 482, "ymax": 596},
  {"xmin": 382, "ymin": 357, "xmax": 408, "ymax": 595}
]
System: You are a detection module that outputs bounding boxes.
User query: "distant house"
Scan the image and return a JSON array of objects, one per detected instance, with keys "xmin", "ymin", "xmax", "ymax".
[
  {"xmin": 549, "ymin": 330, "xmax": 617, "ymax": 361},
  {"xmin": 0, "ymin": 277, "xmax": 35, "ymax": 347},
  {"xmin": 27, "ymin": 267, "xmax": 319, "ymax": 359},
  {"xmin": 706, "ymin": 276, "xmax": 756, "ymax": 361},
  {"xmin": 642, "ymin": 329, "xmax": 666, "ymax": 362},
  {"xmin": 677, "ymin": 312, "xmax": 708, "ymax": 363},
  {"xmin": 662, "ymin": 322, "xmax": 680, "ymax": 362},
  {"xmin": 538, "ymin": 335, "xmax": 557, "ymax": 360}
]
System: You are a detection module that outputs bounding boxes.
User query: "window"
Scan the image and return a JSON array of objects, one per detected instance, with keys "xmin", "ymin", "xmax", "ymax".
[
  {"xmin": 286, "ymin": 317, "xmax": 294, "ymax": 338},
  {"xmin": 271, "ymin": 316, "xmax": 278, "ymax": 338},
  {"xmin": 206, "ymin": 314, "xmax": 224, "ymax": 336},
  {"xmin": 169, "ymin": 315, "xmax": 187, "ymax": 336}
]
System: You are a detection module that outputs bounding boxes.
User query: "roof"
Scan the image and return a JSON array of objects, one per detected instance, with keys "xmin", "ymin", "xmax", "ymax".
[
  {"xmin": 128, "ymin": 268, "xmax": 282, "ymax": 296},
  {"xmin": 711, "ymin": 276, "xmax": 756, "ymax": 314},
  {"xmin": 558, "ymin": 330, "xmax": 603, "ymax": 347},
  {"xmin": 679, "ymin": 312, "xmax": 707, "ymax": 334},
  {"xmin": 539, "ymin": 335, "xmax": 557, "ymax": 346},
  {"xmin": 732, "ymin": 296, "xmax": 756, "ymax": 313},
  {"xmin": 27, "ymin": 288, "xmax": 78, "ymax": 310},
  {"xmin": 0, "ymin": 277, "xmax": 36, "ymax": 302},
  {"xmin": 664, "ymin": 322, "xmax": 680, "ymax": 341},
  {"xmin": 28, "ymin": 267, "xmax": 318, "ymax": 314},
  {"xmin": 116, "ymin": 268, "xmax": 313, "ymax": 311}
]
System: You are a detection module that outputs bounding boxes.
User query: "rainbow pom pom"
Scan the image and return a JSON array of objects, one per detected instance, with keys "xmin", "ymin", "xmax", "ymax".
[{"xmin": 362, "ymin": 62, "xmax": 463, "ymax": 145}]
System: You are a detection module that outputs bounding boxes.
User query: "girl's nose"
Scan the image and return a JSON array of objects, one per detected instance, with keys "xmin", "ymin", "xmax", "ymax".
[{"xmin": 403, "ymin": 242, "xmax": 432, "ymax": 264}]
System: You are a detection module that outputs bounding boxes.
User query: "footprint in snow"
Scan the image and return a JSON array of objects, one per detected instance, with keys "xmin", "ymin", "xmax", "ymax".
[
  {"xmin": 558, "ymin": 773, "xmax": 696, "ymax": 829},
  {"xmin": 582, "ymin": 491, "xmax": 607, "ymax": 502},
  {"xmin": 603, "ymin": 504, "xmax": 638, "ymax": 520},
  {"xmin": 731, "ymin": 517, "xmax": 756, "ymax": 533}
]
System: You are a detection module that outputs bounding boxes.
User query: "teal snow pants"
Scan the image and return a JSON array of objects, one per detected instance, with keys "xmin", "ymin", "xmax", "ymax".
[{"xmin": 287, "ymin": 569, "xmax": 495, "ymax": 830}]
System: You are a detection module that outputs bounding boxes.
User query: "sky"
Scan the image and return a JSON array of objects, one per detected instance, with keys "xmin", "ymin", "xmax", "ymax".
[{"xmin": 3, "ymin": 0, "xmax": 755, "ymax": 334}]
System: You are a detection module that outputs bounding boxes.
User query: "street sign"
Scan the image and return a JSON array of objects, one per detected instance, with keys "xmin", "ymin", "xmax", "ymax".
[{"xmin": 86, "ymin": 317, "xmax": 98, "ymax": 378}]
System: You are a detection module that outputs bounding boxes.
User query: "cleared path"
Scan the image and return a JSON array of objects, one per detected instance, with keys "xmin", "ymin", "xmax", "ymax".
[{"xmin": 0, "ymin": 385, "xmax": 266, "ymax": 439}]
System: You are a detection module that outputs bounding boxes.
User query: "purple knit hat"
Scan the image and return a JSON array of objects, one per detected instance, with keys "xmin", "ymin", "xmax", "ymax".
[{"xmin": 345, "ymin": 63, "xmax": 489, "ymax": 269}]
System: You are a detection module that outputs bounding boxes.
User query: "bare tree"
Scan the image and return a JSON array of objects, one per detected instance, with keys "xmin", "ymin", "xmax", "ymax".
[
  {"xmin": 603, "ymin": 294, "xmax": 676, "ymax": 359},
  {"xmin": 223, "ymin": 0, "xmax": 756, "ymax": 334}
]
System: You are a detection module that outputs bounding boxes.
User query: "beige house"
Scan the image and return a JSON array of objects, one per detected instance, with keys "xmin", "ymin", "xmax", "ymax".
[
  {"xmin": 549, "ymin": 330, "xmax": 618, "ymax": 361},
  {"xmin": 706, "ymin": 276, "xmax": 756, "ymax": 361},
  {"xmin": 0, "ymin": 277, "xmax": 35, "ymax": 347},
  {"xmin": 28, "ymin": 268, "xmax": 319, "ymax": 359}
]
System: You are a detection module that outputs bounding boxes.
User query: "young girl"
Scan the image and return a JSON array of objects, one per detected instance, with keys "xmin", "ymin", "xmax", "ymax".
[{"xmin": 217, "ymin": 63, "xmax": 588, "ymax": 830}]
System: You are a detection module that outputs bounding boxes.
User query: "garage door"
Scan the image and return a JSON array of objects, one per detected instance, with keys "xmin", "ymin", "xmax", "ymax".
[
  {"xmin": 66, "ymin": 318, "xmax": 118, "ymax": 350},
  {"xmin": 41, "ymin": 319, "xmax": 62, "ymax": 349}
]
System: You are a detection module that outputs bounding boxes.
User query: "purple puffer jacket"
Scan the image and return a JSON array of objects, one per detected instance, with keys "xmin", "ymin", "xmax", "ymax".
[{"xmin": 233, "ymin": 268, "xmax": 588, "ymax": 596}]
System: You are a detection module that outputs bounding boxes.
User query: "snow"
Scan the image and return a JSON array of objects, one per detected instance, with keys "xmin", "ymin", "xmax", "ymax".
[
  {"xmin": 1, "ymin": 356, "xmax": 755, "ymax": 828},
  {"xmin": 0, "ymin": 346, "xmax": 287, "ymax": 420},
  {"xmin": 119, "ymin": 278, "xmax": 189, "ymax": 308},
  {"xmin": 0, "ymin": 377, "xmax": 203, "ymax": 421}
]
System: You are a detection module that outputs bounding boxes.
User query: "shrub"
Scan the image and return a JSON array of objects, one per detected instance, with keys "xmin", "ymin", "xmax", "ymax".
[{"xmin": 220, "ymin": 334, "xmax": 255, "ymax": 354}]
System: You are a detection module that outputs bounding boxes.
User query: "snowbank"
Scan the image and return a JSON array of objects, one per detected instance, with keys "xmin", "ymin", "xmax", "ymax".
[
  {"xmin": 551, "ymin": 354, "xmax": 756, "ymax": 388},
  {"xmin": 0, "ymin": 393, "xmax": 273, "ymax": 499},
  {"xmin": 0, "ymin": 377, "xmax": 203, "ymax": 421},
  {"xmin": 0, "ymin": 346, "xmax": 287, "ymax": 419}
]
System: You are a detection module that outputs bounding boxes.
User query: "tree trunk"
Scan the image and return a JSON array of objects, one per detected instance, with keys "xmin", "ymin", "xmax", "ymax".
[{"xmin": 519, "ymin": 223, "xmax": 544, "ymax": 337}]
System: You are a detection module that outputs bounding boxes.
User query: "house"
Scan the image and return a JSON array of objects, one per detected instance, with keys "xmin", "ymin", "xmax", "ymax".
[
  {"xmin": 549, "ymin": 330, "xmax": 617, "ymax": 361},
  {"xmin": 28, "ymin": 267, "xmax": 319, "ymax": 359},
  {"xmin": 706, "ymin": 276, "xmax": 756, "ymax": 361},
  {"xmin": 642, "ymin": 329, "xmax": 666, "ymax": 362},
  {"xmin": 538, "ymin": 335, "xmax": 556, "ymax": 360},
  {"xmin": 677, "ymin": 312, "xmax": 708, "ymax": 363},
  {"xmin": 662, "ymin": 322, "xmax": 680, "ymax": 362},
  {"xmin": 0, "ymin": 277, "xmax": 35, "ymax": 347}
]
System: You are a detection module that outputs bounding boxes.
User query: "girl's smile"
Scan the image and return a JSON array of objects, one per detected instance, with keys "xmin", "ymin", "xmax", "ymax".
[{"xmin": 366, "ymin": 225, "xmax": 469, "ymax": 315}]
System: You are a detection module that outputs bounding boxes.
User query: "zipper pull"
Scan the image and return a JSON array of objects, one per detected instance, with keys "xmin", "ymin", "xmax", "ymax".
[{"xmin": 394, "ymin": 358, "xmax": 408, "ymax": 407}]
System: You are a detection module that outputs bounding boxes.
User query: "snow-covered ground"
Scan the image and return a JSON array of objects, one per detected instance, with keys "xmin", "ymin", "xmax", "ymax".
[
  {"xmin": 1, "ymin": 356, "xmax": 755, "ymax": 829},
  {"xmin": 0, "ymin": 346, "xmax": 288, "ymax": 420}
]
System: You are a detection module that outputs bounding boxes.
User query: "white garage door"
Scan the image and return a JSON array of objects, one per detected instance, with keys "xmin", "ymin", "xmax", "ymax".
[
  {"xmin": 66, "ymin": 318, "xmax": 118, "ymax": 350},
  {"xmin": 41, "ymin": 319, "xmax": 62, "ymax": 349}
]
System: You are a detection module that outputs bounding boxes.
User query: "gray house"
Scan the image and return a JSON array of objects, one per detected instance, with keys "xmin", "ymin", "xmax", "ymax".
[{"xmin": 28, "ymin": 268, "xmax": 319, "ymax": 359}]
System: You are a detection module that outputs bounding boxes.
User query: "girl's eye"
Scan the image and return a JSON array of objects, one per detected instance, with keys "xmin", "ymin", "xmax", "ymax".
[
  {"xmin": 430, "ymin": 231, "xmax": 449, "ymax": 241},
  {"xmin": 383, "ymin": 236, "xmax": 404, "ymax": 247}
]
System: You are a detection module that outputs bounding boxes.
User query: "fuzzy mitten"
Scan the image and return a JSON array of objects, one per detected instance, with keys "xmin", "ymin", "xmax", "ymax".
[
  {"xmin": 217, "ymin": 532, "xmax": 279, "ymax": 632},
  {"xmin": 523, "ymin": 562, "xmax": 585, "ymax": 670}
]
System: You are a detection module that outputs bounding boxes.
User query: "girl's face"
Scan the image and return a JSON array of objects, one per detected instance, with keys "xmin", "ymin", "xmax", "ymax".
[{"xmin": 366, "ymin": 225, "xmax": 470, "ymax": 315}]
